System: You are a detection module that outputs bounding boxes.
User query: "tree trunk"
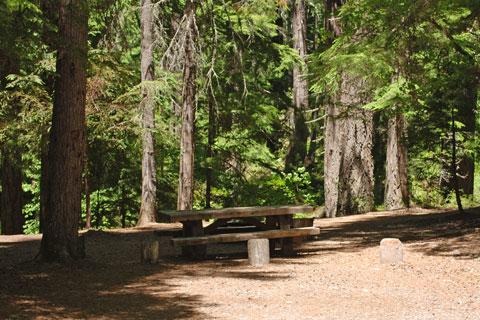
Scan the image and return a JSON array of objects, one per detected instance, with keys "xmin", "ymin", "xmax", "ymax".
[
  {"xmin": 206, "ymin": 91, "xmax": 215, "ymax": 209},
  {"xmin": 305, "ymin": 11, "xmax": 320, "ymax": 171},
  {"xmin": 285, "ymin": 0, "xmax": 309, "ymax": 172},
  {"xmin": 39, "ymin": 134, "xmax": 49, "ymax": 233},
  {"xmin": 37, "ymin": 0, "xmax": 88, "ymax": 262},
  {"xmin": 323, "ymin": 0, "xmax": 374, "ymax": 217},
  {"xmin": 384, "ymin": 113, "xmax": 410, "ymax": 210},
  {"xmin": 137, "ymin": 0, "xmax": 157, "ymax": 227},
  {"xmin": 451, "ymin": 108, "xmax": 465, "ymax": 214},
  {"xmin": 324, "ymin": 76, "xmax": 374, "ymax": 217},
  {"xmin": 120, "ymin": 186, "xmax": 127, "ymax": 228},
  {"xmin": 178, "ymin": 0, "xmax": 197, "ymax": 211},
  {"xmin": 0, "ymin": 150, "xmax": 24, "ymax": 235},
  {"xmin": 84, "ymin": 157, "xmax": 92, "ymax": 229},
  {"xmin": 178, "ymin": 0, "xmax": 206, "ymax": 259},
  {"xmin": 0, "ymin": 54, "xmax": 23, "ymax": 235},
  {"xmin": 169, "ymin": 13, "xmax": 182, "ymax": 136},
  {"xmin": 455, "ymin": 92, "xmax": 476, "ymax": 194}
]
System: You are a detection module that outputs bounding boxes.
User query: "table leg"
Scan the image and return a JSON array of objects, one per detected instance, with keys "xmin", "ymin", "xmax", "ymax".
[
  {"xmin": 181, "ymin": 220, "xmax": 207, "ymax": 260},
  {"xmin": 266, "ymin": 216, "xmax": 278, "ymax": 253},
  {"xmin": 278, "ymin": 214, "xmax": 295, "ymax": 256}
]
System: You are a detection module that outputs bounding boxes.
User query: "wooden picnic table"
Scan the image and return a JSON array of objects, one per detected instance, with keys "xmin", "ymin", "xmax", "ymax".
[{"xmin": 158, "ymin": 205, "xmax": 319, "ymax": 259}]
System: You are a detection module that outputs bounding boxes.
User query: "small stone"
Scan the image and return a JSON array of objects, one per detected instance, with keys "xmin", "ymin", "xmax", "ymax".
[{"xmin": 380, "ymin": 238, "xmax": 403, "ymax": 264}]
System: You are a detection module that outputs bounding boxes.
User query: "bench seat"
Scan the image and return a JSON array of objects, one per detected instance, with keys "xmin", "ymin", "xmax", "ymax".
[{"xmin": 170, "ymin": 227, "xmax": 320, "ymax": 246}]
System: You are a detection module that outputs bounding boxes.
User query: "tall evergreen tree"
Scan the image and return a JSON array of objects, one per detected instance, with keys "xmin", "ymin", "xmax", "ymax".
[
  {"xmin": 285, "ymin": 0, "xmax": 309, "ymax": 172},
  {"xmin": 0, "ymin": 150, "xmax": 24, "ymax": 234},
  {"xmin": 37, "ymin": 0, "xmax": 88, "ymax": 262},
  {"xmin": 323, "ymin": 0, "xmax": 374, "ymax": 217},
  {"xmin": 178, "ymin": 0, "xmax": 205, "ymax": 258},
  {"xmin": 137, "ymin": 0, "xmax": 157, "ymax": 226}
]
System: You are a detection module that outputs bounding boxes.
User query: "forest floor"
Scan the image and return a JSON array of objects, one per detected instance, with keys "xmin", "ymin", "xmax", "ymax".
[{"xmin": 0, "ymin": 207, "xmax": 479, "ymax": 320}]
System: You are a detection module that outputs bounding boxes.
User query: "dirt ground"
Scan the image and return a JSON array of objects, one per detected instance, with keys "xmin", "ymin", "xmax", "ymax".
[{"xmin": 0, "ymin": 207, "xmax": 479, "ymax": 320}]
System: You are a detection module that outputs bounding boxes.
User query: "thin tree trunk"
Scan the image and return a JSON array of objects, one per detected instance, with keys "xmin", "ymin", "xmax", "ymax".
[
  {"xmin": 169, "ymin": 13, "xmax": 182, "ymax": 136},
  {"xmin": 39, "ymin": 134, "xmax": 49, "ymax": 233},
  {"xmin": 451, "ymin": 108, "xmax": 465, "ymax": 214},
  {"xmin": 37, "ymin": 0, "xmax": 88, "ymax": 262},
  {"xmin": 84, "ymin": 158, "xmax": 92, "ymax": 229},
  {"xmin": 384, "ymin": 113, "xmax": 410, "ymax": 210},
  {"xmin": 305, "ymin": 11, "xmax": 320, "ymax": 170},
  {"xmin": 137, "ymin": 0, "xmax": 157, "ymax": 226},
  {"xmin": 285, "ymin": 0, "xmax": 309, "ymax": 172},
  {"xmin": 178, "ymin": 0, "xmax": 205, "ymax": 259},
  {"xmin": 178, "ymin": 0, "xmax": 197, "ymax": 211},
  {"xmin": 120, "ymin": 186, "xmax": 127, "ymax": 228},
  {"xmin": 95, "ymin": 189, "xmax": 101, "ymax": 228},
  {"xmin": 206, "ymin": 91, "xmax": 215, "ymax": 209},
  {"xmin": 0, "ymin": 150, "xmax": 24, "ymax": 235},
  {"xmin": 455, "ymin": 91, "xmax": 476, "ymax": 194}
]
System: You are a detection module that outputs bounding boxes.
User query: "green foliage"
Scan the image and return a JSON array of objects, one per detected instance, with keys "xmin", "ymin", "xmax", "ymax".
[
  {"xmin": 205, "ymin": 166, "xmax": 322, "ymax": 208},
  {"xmin": 3, "ymin": 0, "xmax": 480, "ymax": 236}
]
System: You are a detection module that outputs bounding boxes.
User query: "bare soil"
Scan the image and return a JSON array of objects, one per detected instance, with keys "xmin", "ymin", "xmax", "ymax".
[{"xmin": 1, "ymin": 207, "xmax": 479, "ymax": 320}]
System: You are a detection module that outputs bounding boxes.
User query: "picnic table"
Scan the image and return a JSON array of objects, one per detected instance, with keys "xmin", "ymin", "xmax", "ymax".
[{"xmin": 158, "ymin": 205, "xmax": 319, "ymax": 259}]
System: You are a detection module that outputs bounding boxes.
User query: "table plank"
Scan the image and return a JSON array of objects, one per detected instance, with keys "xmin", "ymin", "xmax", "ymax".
[
  {"xmin": 171, "ymin": 227, "xmax": 320, "ymax": 246},
  {"xmin": 158, "ymin": 205, "xmax": 314, "ymax": 222}
]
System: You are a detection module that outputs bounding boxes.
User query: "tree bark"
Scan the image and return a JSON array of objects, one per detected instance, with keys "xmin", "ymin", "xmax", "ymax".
[
  {"xmin": 37, "ymin": 0, "xmax": 88, "ymax": 262},
  {"xmin": 178, "ymin": 0, "xmax": 206, "ymax": 259},
  {"xmin": 0, "ymin": 150, "xmax": 24, "ymax": 235},
  {"xmin": 39, "ymin": 134, "xmax": 49, "ymax": 233},
  {"xmin": 285, "ymin": 0, "xmax": 309, "ymax": 172},
  {"xmin": 323, "ymin": 0, "xmax": 374, "ymax": 217},
  {"xmin": 84, "ymin": 157, "xmax": 92, "ymax": 229},
  {"xmin": 178, "ymin": 0, "xmax": 197, "ymax": 212},
  {"xmin": 324, "ymin": 76, "xmax": 374, "ymax": 217},
  {"xmin": 137, "ymin": 0, "xmax": 157, "ymax": 226},
  {"xmin": 0, "ymin": 52, "xmax": 23, "ymax": 235},
  {"xmin": 206, "ymin": 91, "xmax": 215, "ymax": 209},
  {"xmin": 451, "ymin": 108, "xmax": 465, "ymax": 214},
  {"xmin": 384, "ymin": 113, "xmax": 410, "ymax": 210}
]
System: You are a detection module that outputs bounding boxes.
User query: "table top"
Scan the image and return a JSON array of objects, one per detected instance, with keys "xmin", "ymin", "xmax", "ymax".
[{"xmin": 158, "ymin": 205, "xmax": 314, "ymax": 222}]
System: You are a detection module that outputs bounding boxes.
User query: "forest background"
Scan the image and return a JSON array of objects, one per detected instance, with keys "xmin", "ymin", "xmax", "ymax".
[{"xmin": 0, "ymin": 0, "xmax": 479, "ymax": 238}]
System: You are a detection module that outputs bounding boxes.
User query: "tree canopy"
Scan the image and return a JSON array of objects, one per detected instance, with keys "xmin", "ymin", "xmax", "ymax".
[{"xmin": 0, "ymin": 0, "xmax": 479, "ymax": 236}]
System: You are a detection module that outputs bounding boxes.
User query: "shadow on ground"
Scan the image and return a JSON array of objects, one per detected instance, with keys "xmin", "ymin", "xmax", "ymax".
[
  {"xmin": 0, "ymin": 230, "xmax": 206, "ymax": 319},
  {"xmin": 1, "ymin": 207, "xmax": 479, "ymax": 319},
  {"xmin": 301, "ymin": 207, "xmax": 480, "ymax": 260}
]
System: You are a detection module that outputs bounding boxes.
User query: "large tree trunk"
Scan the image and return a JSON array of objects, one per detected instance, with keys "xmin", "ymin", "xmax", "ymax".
[
  {"xmin": 323, "ymin": 0, "xmax": 374, "ymax": 217},
  {"xmin": 384, "ymin": 113, "xmax": 410, "ymax": 210},
  {"xmin": 285, "ymin": 0, "xmax": 309, "ymax": 172},
  {"xmin": 137, "ymin": 0, "xmax": 157, "ymax": 226},
  {"xmin": 0, "ymin": 51, "xmax": 23, "ymax": 235},
  {"xmin": 37, "ymin": 0, "xmax": 88, "ymax": 262},
  {"xmin": 0, "ymin": 150, "xmax": 24, "ymax": 235},
  {"xmin": 324, "ymin": 76, "xmax": 374, "ymax": 217}
]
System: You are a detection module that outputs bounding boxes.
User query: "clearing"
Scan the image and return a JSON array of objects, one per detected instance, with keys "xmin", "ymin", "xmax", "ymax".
[{"xmin": 1, "ymin": 207, "xmax": 479, "ymax": 319}]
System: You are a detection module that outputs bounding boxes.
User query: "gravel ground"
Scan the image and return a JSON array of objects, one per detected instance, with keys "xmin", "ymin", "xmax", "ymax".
[{"xmin": 0, "ymin": 207, "xmax": 479, "ymax": 319}]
